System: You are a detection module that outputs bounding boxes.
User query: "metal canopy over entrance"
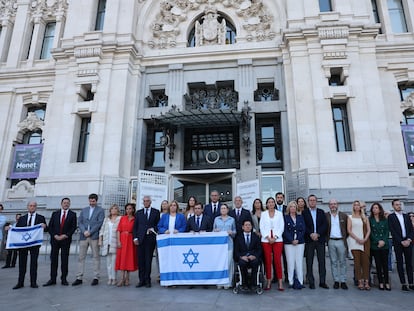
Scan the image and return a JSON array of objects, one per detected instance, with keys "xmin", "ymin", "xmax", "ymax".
[{"xmin": 153, "ymin": 108, "xmax": 243, "ymax": 128}]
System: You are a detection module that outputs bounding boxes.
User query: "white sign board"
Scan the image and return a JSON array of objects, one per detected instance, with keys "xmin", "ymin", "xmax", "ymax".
[
  {"xmin": 137, "ymin": 170, "xmax": 168, "ymax": 210},
  {"xmin": 236, "ymin": 179, "xmax": 260, "ymax": 211}
]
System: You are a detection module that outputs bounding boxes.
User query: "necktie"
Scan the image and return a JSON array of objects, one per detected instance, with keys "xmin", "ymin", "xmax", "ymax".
[
  {"xmin": 60, "ymin": 210, "xmax": 66, "ymax": 234},
  {"xmin": 28, "ymin": 213, "xmax": 33, "ymax": 227},
  {"xmin": 213, "ymin": 204, "xmax": 217, "ymax": 214},
  {"xmin": 145, "ymin": 208, "xmax": 149, "ymax": 219},
  {"xmin": 196, "ymin": 216, "xmax": 200, "ymax": 229},
  {"xmin": 237, "ymin": 209, "xmax": 240, "ymax": 219},
  {"xmin": 246, "ymin": 234, "xmax": 250, "ymax": 247}
]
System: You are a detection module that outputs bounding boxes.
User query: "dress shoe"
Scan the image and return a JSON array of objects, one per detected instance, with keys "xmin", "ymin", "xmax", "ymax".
[
  {"xmin": 309, "ymin": 283, "xmax": 315, "ymax": 289},
  {"xmin": 385, "ymin": 284, "xmax": 391, "ymax": 291},
  {"xmin": 91, "ymin": 278, "xmax": 99, "ymax": 286},
  {"xmin": 402, "ymin": 285, "xmax": 409, "ymax": 291},
  {"xmin": 333, "ymin": 282, "xmax": 339, "ymax": 289},
  {"xmin": 409, "ymin": 285, "xmax": 414, "ymax": 290},
  {"xmin": 136, "ymin": 282, "xmax": 146, "ymax": 288},
  {"xmin": 72, "ymin": 279, "xmax": 83, "ymax": 286},
  {"xmin": 340, "ymin": 283, "xmax": 348, "ymax": 290},
  {"xmin": 2, "ymin": 265, "xmax": 11, "ymax": 269},
  {"xmin": 145, "ymin": 283, "xmax": 151, "ymax": 288},
  {"xmin": 31, "ymin": 284, "xmax": 39, "ymax": 288},
  {"xmin": 319, "ymin": 283, "xmax": 329, "ymax": 289},
  {"xmin": 61, "ymin": 280, "xmax": 69, "ymax": 286},
  {"xmin": 43, "ymin": 280, "xmax": 56, "ymax": 287},
  {"xmin": 12, "ymin": 284, "xmax": 24, "ymax": 290}
]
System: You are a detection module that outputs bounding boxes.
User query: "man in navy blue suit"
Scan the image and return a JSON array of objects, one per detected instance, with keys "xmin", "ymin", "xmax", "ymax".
[
  {"xmin": 303, "ymin": 194, "xmax": 329, "ymax": 289},
  {"xmin": 13, "ymin": 201, "xmax": 47, "ymax": 289},
  {"xmin": 204, "ymin": 190, "xmax": 221, "ymax": 220},
  {"xmin": 388, "ymin": 199, "xmax": 414, "ymax": 291},
  {"xmin": 229, "ymin": 196, "xmax": 252, "ymax": 236},
  {"xmin": 133, "ymin": 195, "xmax": 160, "ymax": 288},
  {"xmin": 43, "ymin": 198, "xmax": 77, "ymax": 287},
  {"xmin": 186, "ymin": 202, "xmax": 213, "ymax": 232},
  {"xmin": 234, "ymin": 219, "xmax": 262, "ymax": 290}
]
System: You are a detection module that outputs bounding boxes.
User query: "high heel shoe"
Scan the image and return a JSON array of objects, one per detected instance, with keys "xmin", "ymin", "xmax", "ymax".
[
  {"xmin": 125, "ymin": 277, "xmax": 130, "ymax": 286},
  {"xmin": 117, "ymin": 279, "xmax": 125, "ymax": 287},
  {"xmin": 264, "ymin": 279, "xmax": 272, "ymax": 290},
  {"xmin": 364, "ymin": 280, "xmax": 371, "ymax": 291},
  {"xmin": 358, "ymin": 280, "xmax": 364, "ymax": 290},
  {"xmin": 385, "ymin": 284, "xmax": 391, "ymax": 291},
  {"xmin": 379, "ymin": 283, "xmax": 384, "ymax": 290}
]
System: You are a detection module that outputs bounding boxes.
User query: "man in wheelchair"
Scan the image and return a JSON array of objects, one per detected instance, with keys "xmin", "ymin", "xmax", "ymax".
[{"xmin": 234, "ymin": 219, "xmax": 262, "ymax": 290}]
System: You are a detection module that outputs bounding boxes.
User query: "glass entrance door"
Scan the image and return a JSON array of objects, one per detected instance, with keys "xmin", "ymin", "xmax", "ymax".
[{"xmin": 172, "ymin": 171, "xmax": 234, "ymax": 209}]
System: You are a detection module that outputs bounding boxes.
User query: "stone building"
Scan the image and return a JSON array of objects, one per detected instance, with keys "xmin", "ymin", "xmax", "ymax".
[{"xmin": 0, "ymin": 0, "xmax": 414, "ymax": 214}]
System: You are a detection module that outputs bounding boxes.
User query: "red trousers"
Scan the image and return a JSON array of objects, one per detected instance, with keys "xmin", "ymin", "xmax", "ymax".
[{"xmin": 262, "ymin": 242, "xmax": 283, "ymax": 280}]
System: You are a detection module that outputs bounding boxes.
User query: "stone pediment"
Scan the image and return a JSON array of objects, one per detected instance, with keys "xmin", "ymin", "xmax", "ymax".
[{"xmin": 148, "ymin": 0, "xmax": 275, "ymax": 49}]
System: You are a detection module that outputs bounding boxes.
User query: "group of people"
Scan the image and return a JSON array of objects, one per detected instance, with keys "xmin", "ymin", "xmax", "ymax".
[{"xmin": 2, "ymin": 191, "xmax": 414, "ymax": 293}]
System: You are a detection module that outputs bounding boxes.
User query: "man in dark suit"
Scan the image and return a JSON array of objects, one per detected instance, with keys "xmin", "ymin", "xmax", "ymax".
[
  {"xmin": 72, "ymin": 193, "xmax": 104, "ymax": 286},
  {"xmin": 388, "ymin": 199, "xmax": 414, "ymax": 291},
  {"xmin": 229, "ymin": 196, "xmax": 252, "ymax": 236},
  {"xmin": 303, "ymin": 194, "xmax": 329, "ymax": 289},
  {"xmin": 133, "ymin": 195, "xmax": 160, "ymax": 288},
  {"xmin": 275, "ymin": 192, "xmax": 288, "ymax": 283},
  {"xmin": 13, "ymin": 201, "xmax": 47, "ymax": 289},
  {"xmin": 204, "ymin": 190, "xmax": 221, "ymax": 220},
  {"xmin": 234, "ymin": 219, "xmax": 262, "ymax": 290},
  {"xmin": 43, "ymin": 198, "xmax": 77, "ymax": 286},
  {"xmin": 186, "ymin": 202, "xmax": 213, "ymax": 232},
  {"xmin": 2, "ymin": 213, "xmax": 21, "ymax": 269}
]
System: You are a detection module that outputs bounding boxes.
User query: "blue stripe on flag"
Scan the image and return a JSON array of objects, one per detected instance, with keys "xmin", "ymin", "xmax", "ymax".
[
  {"xmin": 157, "ymin": 236, "xmax": 228, "ymax": 248},
  {"xmin": 11, "ymin": 225, "xmax": 42, "ymax": 232},
  {"xmin": 9, "ymin": 240, "xmax": 44, "ymax": 248},
  {"xmin": 160, "ymin": 270, "xmax": 228, "ymax": 281}
]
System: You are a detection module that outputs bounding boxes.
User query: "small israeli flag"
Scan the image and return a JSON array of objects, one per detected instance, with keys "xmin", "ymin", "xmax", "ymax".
[{"xmin": 6, "ymin": 224, "xmax": 44, "ymax": 249}]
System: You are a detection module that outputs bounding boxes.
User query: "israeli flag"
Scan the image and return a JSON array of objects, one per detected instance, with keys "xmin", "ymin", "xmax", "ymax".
[
  {"xmin": 157, "ymin": 231, "xmax": 229, "ymax": 286},
  {"xmin": 6, "ymin": 224, "xmax": 44, "ymax": 249}
]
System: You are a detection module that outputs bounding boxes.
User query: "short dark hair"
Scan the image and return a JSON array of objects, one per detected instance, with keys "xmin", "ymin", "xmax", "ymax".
[
  {"xmin": 195, "ymin": 202, "xmax": 203, "ymax": 209},
  {"xmin": 391, "ymin": 199, "xmax": 400, "ymax": 206},
  {"xmin": 89, "ymin": 193, "xmax": 98, "ymax": 201},
  {"xmin": 61, "ymin": 197, "xmax": 70, "ymax": 203},
  {"xmin": 275, "ymin": 192, "xmax": 285, "ymax": 198},
  {"xmin": 242, "ymin": 219, "xmax": 252, "ymax": 226}
]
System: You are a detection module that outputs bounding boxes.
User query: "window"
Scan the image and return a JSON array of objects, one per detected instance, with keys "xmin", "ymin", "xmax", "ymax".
[
  {"xmin": 388, "ymin": 0, "xmax": 408, "ymax": 33},
  {"xmin": 329, "ymin": 67, "xmax": 345, "ymax": 86},
  {"xmin": 95, "ymin": 0, "xmax": 106, "ymax": 31},
  {"xmin": 77, "ymin": 117, "xmax": 91, "ymax": 162},
  {"xmin": 371, "ymin": 0, "xmax": 382, "ymax": 34},
  {"xmin": 40, "ymin": 22, "xmax": 56, "ymax": 59},
  {"xmin": 254, "ymin": 83, "xmax": 279, "ymax": 101},
  {"xmin": 27, "ymin": 105, "xmax": 46, "ymax": 121},
  {"xmin": 255, "ymin": 114, "xmax": 283, "ymax": 168},
  {"xmin": 332, "ymin": 104, "xmax": 352, "ymax": 151},
  {"xmin": 319, "ymin": 0, "xmax": 332, "ymax": 12},
  {"xmin": 399, "ymin": 82, "xmax": 414, "ymax": 101},
  {"xmin": 145, "ymin": 125, "xmax": 165, "ymax": 171},
  {"xmin": 146, "ymin": 89, "xmax": 168, "ymax": 107},
  {"xmin": 188, "ymin": 13, "xmax": 236, "ymax": 47},
  {"xmin": 23, "ymin": 130, "xmax": 42, "ymax": 144}
]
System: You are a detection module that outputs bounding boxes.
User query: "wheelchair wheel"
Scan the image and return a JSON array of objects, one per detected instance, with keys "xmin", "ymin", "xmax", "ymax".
[
  {"xmin": 256, "ymin": 286, "xmax": 263, "ymax": 295},
  {"xmin": 233, "ymin": 285, "xmax": 240, "ymax": 294}
]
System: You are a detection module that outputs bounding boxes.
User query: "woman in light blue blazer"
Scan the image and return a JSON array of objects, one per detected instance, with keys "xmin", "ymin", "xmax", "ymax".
[{"xmin": 158, "ymin": 200, "xmax": 186, "ymax": 234}]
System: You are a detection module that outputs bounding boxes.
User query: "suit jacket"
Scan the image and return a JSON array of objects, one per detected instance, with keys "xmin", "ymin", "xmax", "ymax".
[
  {"xmin": 388, "ymin": 212, "xmax": 414, "ymax": 244},
  {"xmin": 48, "ymin": 209, "xmax": 77, "ymax": 243},
  {"xmin": 283, "ymin": 214, "xmax": 306, "ymax": 244},
  {"xmin": 234, "ymin": 231, "xmax": 262, "ymax": 260},
  {"xmin": 326, "ymin": 211, "xmax": 348, "ymax": 247},
  {"xmin": 16, "ymin": 213, "xmax": 48, "ymax": 247},
  {"xmin": 158, "ymin": 213, "xmax": 187, "ymax": 233},
  {"xmin": 229, "ymin": 208, "xmax": 253, "ymax": 235},
  {"xmin": 186, "ymin": 214, "xmax": 213, "ymax": 232},
  {"xmin": 303, "ymin": 207, "xmax": 328, "ymax": 244},
  {"xmin": 204, "ymin": 202, "xmax": 222, "ymax": 219},
  {"xmin": 276, "ymin": 204, "xmax": 287, "ymax": 214},
  {"xmin": 78, "ymin": 205, "xmax": 105, "ymax": 240},
  {"xmin": 133, "ymin": 207, "xmax": 160, "ymax": 243}
]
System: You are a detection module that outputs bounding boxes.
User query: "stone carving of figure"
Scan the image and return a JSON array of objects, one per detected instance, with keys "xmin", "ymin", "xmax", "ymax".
[{"xmin": 195, "ymin": 8, "xmax": 226, "ymax": 46}]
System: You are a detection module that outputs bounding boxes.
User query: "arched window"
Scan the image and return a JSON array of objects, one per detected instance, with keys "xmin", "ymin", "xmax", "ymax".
[{"xmin": 188, "ymin": 12, "xmax": 236, "ymax": 47}]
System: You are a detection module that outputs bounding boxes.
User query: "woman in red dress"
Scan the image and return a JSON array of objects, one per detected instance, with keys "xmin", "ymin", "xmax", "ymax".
[{"xmin": 115, "ymin": 203, "xmax": 137, "ymax": 286}]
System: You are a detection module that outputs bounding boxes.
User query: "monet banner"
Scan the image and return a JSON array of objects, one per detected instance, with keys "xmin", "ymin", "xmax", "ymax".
[{"xmin": 9, "ymin": 144, "xmax": 43, "ymax": 179}]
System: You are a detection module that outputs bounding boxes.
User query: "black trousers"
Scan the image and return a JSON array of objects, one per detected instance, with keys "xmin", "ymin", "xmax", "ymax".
[
  {"xmin": 393, "ymin": 243, "xmax": 413, "ymax": 285},
  {"xmin": 239, "ymin": 258, "xmax": 259, "ymax": 287},
  {"xmin": 371, "ymin": 248, "xmax": 389, "ymax": 284},
  {"xmin": 18, "ymin": 246, "xmax": 40, "ymax": 285},
  {"xmin": 138, "ymin": 235, "xmax": 156, "ymax": 284},
  {"xmin": 5, "ymin": 249, "xmax": 18, "ymax": 267},
  {"xmin": 305, "ymin": 241, "xmax": 326, "ymax": 285},
  {"xmin": 50, "ymin": 240, "xmax": 71, "ymax": 282}
]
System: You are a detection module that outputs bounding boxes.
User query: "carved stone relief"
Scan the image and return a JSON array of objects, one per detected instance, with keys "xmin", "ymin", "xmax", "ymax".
[
  {"xmin": 195, "ymin": 7, "xmax": 226, "ymax": 46},
  {"xmin": 0, "ymin": 0, "xmax": 17, "ymax": 22},
  {"xmin": 29, "ymin": 0, "xmax": 68, "ymax": 22},
  {"xmin": 402, "ymin": 92, "xmax": 414, "ymax": 114},
  {"xmin": 7, "ymin": 180, "xmax": 35, "ymax": 199},
  {"xmin": 18, "ymin": 112, "xmax": 45, "ymax": 132},
  {"xmin": 148, "ymin": 0, "xmax": 275, "ymax": 49}
]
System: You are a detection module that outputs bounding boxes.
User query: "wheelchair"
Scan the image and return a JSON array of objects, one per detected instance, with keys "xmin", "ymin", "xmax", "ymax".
[{"xmin": 232, "ymin": 260, "xmax": 264, "ymax": 295}]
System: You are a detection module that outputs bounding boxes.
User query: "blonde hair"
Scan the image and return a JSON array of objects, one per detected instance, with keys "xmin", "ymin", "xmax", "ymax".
[
  {"xmin": 352, "ymin": 200, "xmax": 367, "ymax": 222},
  {"xmin": 285, "ymin": 201, "xmax": 298, "ymax": 215},
  {"xmin": 108, "ymin": 204, "xmax": 120, "ymax": 217}
]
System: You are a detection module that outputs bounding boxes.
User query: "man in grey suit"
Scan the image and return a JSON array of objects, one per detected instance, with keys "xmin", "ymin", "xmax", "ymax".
[{"xmin": 72, "ymin": 193, "xmax": 104, "ymax": 286}]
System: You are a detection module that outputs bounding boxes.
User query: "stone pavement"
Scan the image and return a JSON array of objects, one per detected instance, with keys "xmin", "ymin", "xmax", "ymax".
[{"xmin": 0, "ymin": 254, "xmax": 413, "ymax": 311}]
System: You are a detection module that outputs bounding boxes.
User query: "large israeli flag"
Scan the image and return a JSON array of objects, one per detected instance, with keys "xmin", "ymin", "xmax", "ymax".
[
  {"xmin": 6, "ymin": 224, "xmax": 44, "ymax": 249},
  {"xmin": 157, "ymin": 231, "xmax": 229, "ymax": 286}
]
